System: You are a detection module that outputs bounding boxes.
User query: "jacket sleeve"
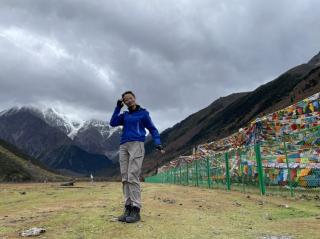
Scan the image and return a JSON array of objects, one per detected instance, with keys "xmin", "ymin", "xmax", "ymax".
[
  {"xmin": 109, "ymin": 105, "xmax": 124, "ymax": 127},
  {"xmin": 143, "ymin": 110, "xmax": 161, "ymax": 145}
]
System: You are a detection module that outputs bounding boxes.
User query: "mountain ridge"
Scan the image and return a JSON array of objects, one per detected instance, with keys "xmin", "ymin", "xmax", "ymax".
[
  {"xmin": 0, "ymin": 107, "xmax": 118, "ymax": 176},
  {"xmin": 141, "ymin": 51, "xmax": 320, "ymax": 177}
]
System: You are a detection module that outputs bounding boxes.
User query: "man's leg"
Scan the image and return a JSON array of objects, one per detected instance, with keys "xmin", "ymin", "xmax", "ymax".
[
  {"xmin": 122, "ymin": 182, "xmax": 131, "ymax": 206},
  {"xmin": 126, "ymin": 141, "xmax": 145, "ymax": 223},
  {"xmin": 128, "ymin": 141, "xmax": 145, "ymax": 208},
  {"xmin": 119, "ymin": 143, "xmax": 131, "ymax": 205},
  {"xmin": 128, "ymin": 181, "xmax": 141, "ymax": 208}
]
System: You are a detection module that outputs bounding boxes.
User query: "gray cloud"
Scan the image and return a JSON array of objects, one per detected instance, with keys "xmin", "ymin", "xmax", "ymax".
[{"xmin": 0, "ymin": 0, "xmax": 320, "ymax": 131}]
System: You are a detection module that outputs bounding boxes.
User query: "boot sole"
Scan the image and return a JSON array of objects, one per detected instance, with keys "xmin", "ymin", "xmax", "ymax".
[
  {"xmin": 118, "ymin": 215, "xmax": 130, "ymax": 222},
  {"xmin": 125, "ymin": 217, "xmax": 141, "ymax": 223}
]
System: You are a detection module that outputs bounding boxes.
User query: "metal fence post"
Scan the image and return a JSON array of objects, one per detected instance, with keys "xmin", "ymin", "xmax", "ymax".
[
  {"xmin": 254, "ymin": 142, "xmax": 266, "ymax": 195},
  {"xmin": 195, "ymin": 160, "xmax": 199, "ymax": 187},
  {"xmin": 206, "ymin": 156, "xmax": 211, "ymax": 188},
  {"xmin": 225, "ymin": 152, "xmax": 231, "ymax": 190},
  {"xmin": 186, "ymin": 162, "xmax": 189, "ymax": 185},
  {"xmin": 238, "ymin": 148, "xmax": 245, "ymax": 193},
  {"xmin": 283, "ymin": 141, "xmax": 294, "ymax": 197},
  {"xmin": 172, "ymin": 169, "xmax": 174, "ymax": 184}
]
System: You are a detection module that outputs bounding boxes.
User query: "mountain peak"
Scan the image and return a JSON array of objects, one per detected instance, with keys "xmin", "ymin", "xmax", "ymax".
[
  {"xmin": 308, "ymin": 51, "xmax": 320, "ymax": 66},
  {"xmin": 0, "ymin": 105, "xmax": 121, "ymax": 142},
  {"xmin": 0, "ymin": 105, "xmax": 84, "ymax": 139},
  {"xmin": 0, "ymin": 105, "xmax": 42, "ymax": 118},
  {"xmin": 79, "ymin": 118, "xmax": 121, "ymax": 138}
]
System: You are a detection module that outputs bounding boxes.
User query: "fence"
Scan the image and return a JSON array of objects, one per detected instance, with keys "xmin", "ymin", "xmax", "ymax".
[{"xmin": 145, "ymin": 125, "xmax": 320, "ymax": 197}]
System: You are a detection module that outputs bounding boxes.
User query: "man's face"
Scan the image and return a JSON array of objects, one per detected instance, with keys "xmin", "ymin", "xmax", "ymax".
[{"xmin": 122, "ymin": 94, "xmax": 136, "ymax": 107}]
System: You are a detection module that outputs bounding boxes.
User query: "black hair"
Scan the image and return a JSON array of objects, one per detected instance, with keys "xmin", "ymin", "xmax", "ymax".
[{"xmin": 122, "ymin": 90, "xmax": 136, "ymax": 99}]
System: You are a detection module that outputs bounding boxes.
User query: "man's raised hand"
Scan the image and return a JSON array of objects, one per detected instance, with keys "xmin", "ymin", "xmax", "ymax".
[{"xmin": 117, "ymin": 99, "xmax": 124, "ymax": 108}]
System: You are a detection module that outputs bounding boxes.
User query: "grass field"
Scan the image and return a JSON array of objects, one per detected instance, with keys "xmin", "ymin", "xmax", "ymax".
[{"xmin": 0, "ymin": 182, "xmax": 319, "ymax": 239}]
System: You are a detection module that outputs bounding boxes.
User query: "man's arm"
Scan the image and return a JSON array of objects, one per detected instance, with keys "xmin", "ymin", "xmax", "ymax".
[
  {"xmin": 143, "ymin": 111, "xmax": 161, "ymax": 146},
  {"xmin": 109, "ymin": 105, "xmax": 124, "ymax": 127}
]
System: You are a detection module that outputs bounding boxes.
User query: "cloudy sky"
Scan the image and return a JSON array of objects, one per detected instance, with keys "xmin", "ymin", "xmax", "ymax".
[{"xmin": 0, "ymin": 0, "xmax": 320, "ymax": 132}]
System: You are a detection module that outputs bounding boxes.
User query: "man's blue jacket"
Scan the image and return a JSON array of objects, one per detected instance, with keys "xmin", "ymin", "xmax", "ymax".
[{"xmin": 109, "ymin": 104, "xmax": 161, "ymax": 146}]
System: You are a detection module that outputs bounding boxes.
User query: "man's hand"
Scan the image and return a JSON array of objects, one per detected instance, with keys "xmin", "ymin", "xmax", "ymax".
[
  {"xmin": 117, "ymin": 99, "xmax": 124, "ymax": 108},
  {"xmin": 156, "ymin": 144, "xmax": 165, "ymax": 154}
]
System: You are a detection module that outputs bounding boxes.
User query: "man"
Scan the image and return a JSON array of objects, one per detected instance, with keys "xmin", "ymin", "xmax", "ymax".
[{"xmin": 109, "ymin": 90, "xmax": 165, "ymax": 223}]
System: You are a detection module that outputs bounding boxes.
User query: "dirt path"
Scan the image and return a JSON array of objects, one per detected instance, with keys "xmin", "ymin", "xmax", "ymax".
[{"xmin": 0, "ymin": 182, "xmax": 319, "ymax": 239}]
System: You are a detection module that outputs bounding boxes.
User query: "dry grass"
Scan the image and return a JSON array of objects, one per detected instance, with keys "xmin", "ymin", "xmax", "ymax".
[{"xmin": 0, "ymin": 182, "xmax": 319, "ymax": 239}]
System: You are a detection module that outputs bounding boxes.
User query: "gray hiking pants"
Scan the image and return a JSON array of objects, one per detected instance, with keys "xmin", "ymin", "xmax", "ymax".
[{"xmin": 119, "ymin": 141, "xmax": 145, "ymax": 208}]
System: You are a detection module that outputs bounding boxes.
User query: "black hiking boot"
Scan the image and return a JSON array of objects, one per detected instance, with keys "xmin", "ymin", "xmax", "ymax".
[
  {"xmin": 118, "ymin": 204, "xmax": 132, "ymax": 222},
  {"xmin": 125, "ymin": 206, "xmax": 141, "ymax": 223}
]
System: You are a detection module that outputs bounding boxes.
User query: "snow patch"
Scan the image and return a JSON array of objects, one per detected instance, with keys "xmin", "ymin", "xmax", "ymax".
[{"xmin": 0, "ymin": 105, "xmax": 120, "ymax": 140}]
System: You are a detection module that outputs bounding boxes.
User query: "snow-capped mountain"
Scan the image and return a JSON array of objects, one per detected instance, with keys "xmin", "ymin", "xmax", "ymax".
[
  {"xmin": 37, "ymin": 107, "xmax": 122, "ymax": 145},
  {"xmin": 0, "ymin": 106, "xmax": 73, "ymax": 160},
  {"xmin": 0, "ymin": 105, "xmax": 121, "ymax": 141},
  {"xmin": 0, "ymin": 105, "xmax": 122, "ymax": 175},
  {"xmin": 39, "ymin": 108, "xmax": 85, "ymax": 139},
  {"xmin": 73, "ymin": 119, "xmax": 122, "ymax": 162},
  {"xmin": 78, "ymin": 119, "xmax": 120, "ymax": 139},
  {"xmin": 0, "ymin": 106, "xmax": 85, "ymax": 139},
  {"xmin": 32, "ymin": 108, "xmax": 123, "ymax": 162}
]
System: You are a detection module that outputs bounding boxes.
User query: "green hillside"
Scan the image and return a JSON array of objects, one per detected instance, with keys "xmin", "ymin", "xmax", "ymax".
[{"xmin": 0, "ymin": 139, "xmax": 69, "ymax": 182}]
